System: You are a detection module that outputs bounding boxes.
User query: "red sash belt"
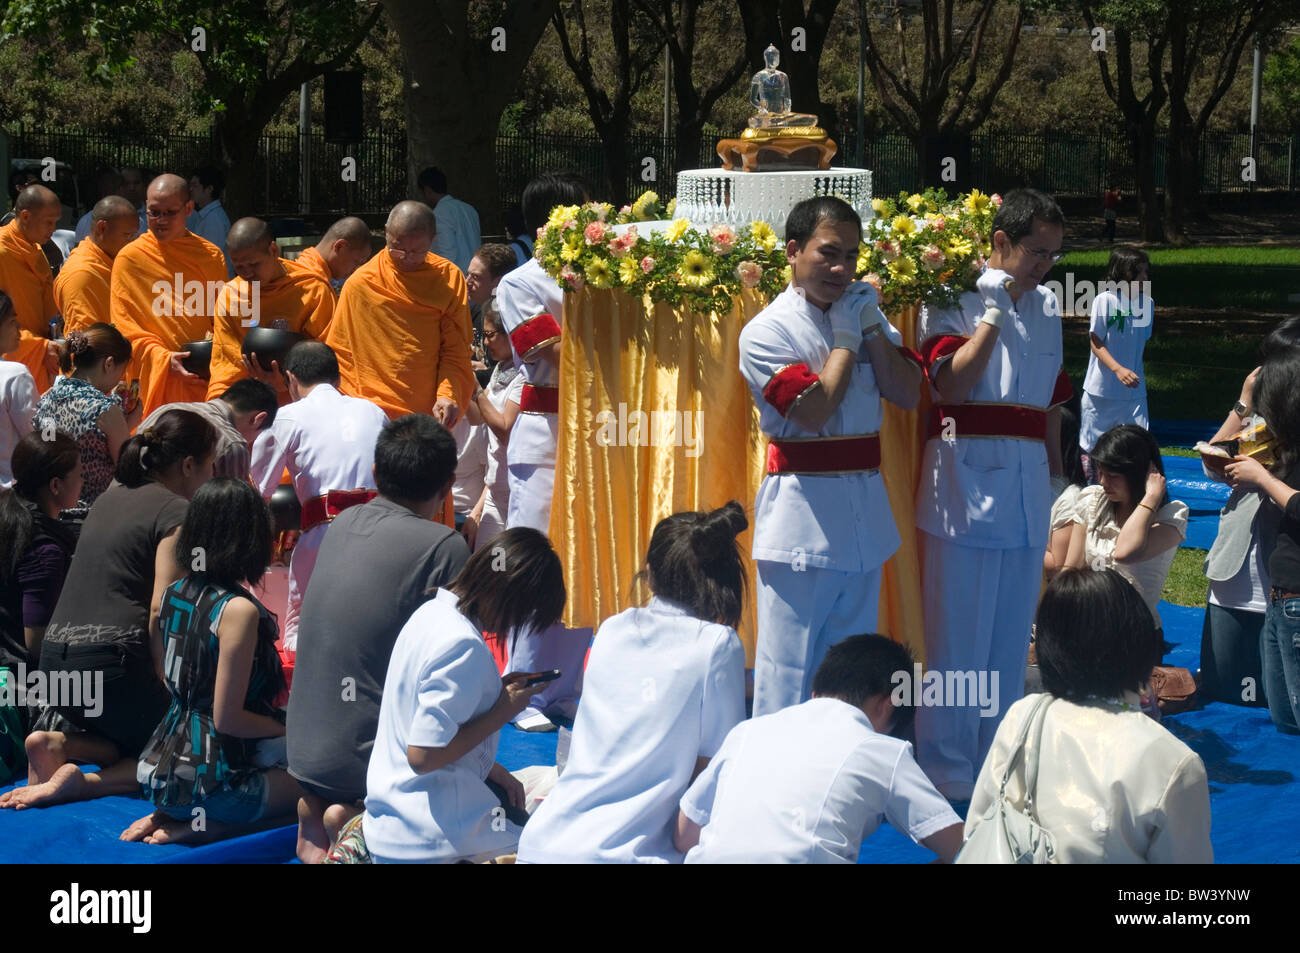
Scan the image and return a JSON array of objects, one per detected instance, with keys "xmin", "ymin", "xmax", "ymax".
[
  {"xmin": 927, "ymin": 403, "xmax": 1047, "ymax": 442},
  {"xmin": 301, "ymin": 488, "xmax": 378, "ymax": 533},
  {"xmin": 766, "ymin": 434, "xmax": 881, "ymax": 475},
  {"xmin": 520, "ymin": 383, "xmax": 559, "ymax": 414}
]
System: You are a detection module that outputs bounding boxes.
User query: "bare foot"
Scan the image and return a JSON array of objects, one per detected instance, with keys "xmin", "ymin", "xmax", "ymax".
[
  {"xmin": 296, "ymin": 797, "xmax": 330, "ymax": 865},
  {"xmin": 24, "ymin": 731, "xmax": 68, "ymax": 785},
  {"xmin": 140, "ymin": 815, "xmax": 233, "ymax": 846},
  {"xmin": 323, "ymin": 802, "xmax": 362, "ymax": 842},
  {"xmin": 121, "ymin": 811, "xmax": 168, "ymax": 842},
  {"xmin": 0, "ymin": 762, "xmax": 86, "ymax": 810}
]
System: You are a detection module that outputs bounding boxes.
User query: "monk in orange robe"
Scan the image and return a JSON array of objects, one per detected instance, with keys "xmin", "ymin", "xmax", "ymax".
[
  {"xmin": 207, "ymin": 217, "xmax": 335, "ymax": 404},
  {"xmin": 293, "ymin": 216, "xmax": 372, "ymax": 295},
  {"xmin": 53, "ymin": 195, "xmax": 140, "ymax": 333},
  {"xmin": 327, "ymin": 201, "xmax": 474, "ymax": 425},
  {"xmin": 326, "ymin": 201, "xmax": 473, "ymax": 528},
  {"xmin": 110, "ymin": 173, "xmax": 228, "ymax": 419},
  {"xmin": 0, "ymin": 185, "xmax": 61, "ymax": 392}
]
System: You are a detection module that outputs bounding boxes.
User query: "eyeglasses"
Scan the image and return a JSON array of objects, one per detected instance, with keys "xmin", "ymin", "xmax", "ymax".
[
  {"xmin": 1016, "ymin": 242, "xmax": 1064, "ymax": 264},
  {"xmin": 146, "ymin": 208, "xmax": 184, "ymax": 220}
]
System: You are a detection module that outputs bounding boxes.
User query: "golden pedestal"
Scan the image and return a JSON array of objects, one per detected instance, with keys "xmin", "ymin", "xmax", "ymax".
[{"xmin": 716, "ymin": 130, "xmax": 838, "ymax": 172}]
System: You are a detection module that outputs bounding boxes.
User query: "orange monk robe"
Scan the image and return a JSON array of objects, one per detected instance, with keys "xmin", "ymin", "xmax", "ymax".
[
  {"xmin": 110, "ymin": 230, "xmax": 228, "ymax": 419},
  {"xmin": 0, "ymin": 219, "xmax": 58, "ymax": 392},
  {"xmin": 53, "ymin": 239, "xmax": 114, "ymax": 333},
  {"xmin": 293, "ymin": 246, "xmax": 335, "ymax": 296},
  {"xmin": 326, "ymin": 249, "xmax": 475, "ymax": 420},
  {"xmin": 206, "ymin": 258, "xmax": 335, "ymax": 404}
]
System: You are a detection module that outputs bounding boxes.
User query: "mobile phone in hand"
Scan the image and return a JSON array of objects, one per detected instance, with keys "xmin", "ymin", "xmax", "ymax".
[{"xmin": 524, "ymin": 669, "xmax": 562, "ymax": 688}]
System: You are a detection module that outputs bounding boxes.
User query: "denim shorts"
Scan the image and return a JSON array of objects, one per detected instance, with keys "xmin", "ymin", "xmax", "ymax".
[{"xmin": 159, "ymin": 772, "xmax": 271, "ymax": 825}]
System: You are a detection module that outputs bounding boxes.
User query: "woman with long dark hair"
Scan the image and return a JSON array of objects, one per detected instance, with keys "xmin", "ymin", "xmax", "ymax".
[
  {"xmin": 0, "ymin": 408, "xmax": 216, "ymax": 810},
  {"xmin": 1225, "ymin": 350, "xmax": 1300, "ymax": 734},
  {"xmin": 0, "ymin": 290, "xmax": 39, "ymax": 488},
  {"xmin": 517, "ymin": 502, "xmax": 749, "ymax": 864}
]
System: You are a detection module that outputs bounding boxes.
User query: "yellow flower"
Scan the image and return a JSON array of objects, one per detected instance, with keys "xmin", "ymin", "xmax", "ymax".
[
  {"xmin": 750, "ymin": 220, "xmax": 778, "ymax": 253},
  {"xmin": 964, "ymin": 189, "xmax": 991, "ymax": 214},
  {"xmin": 887, "ymin": 256, "xmax": 917, "ymax": 284},
  {"xmin": 618, "ymin": 255, "xmax": 641, "ymax": 285},
  {"xmin": 547, "ymin": 204, "xmax": 581, "ymax": 229},
  {"xmin": 677, "ymin": 249, "xmax": 715, "ymax": 288},
  {"xmin": 780, "ymin": 264, "xmax": 793, "ymax": 285},
  {"xmin": 632, "ymin": 190, "xmax": 659, "ymax": 213},
  {"xmin": 871, "ymin": 198, "xmax": 888, "ymax": 214},
  {"xmin": 906, "ymin": 194, "xmax": 926, "ymax": 212},
  {"xmin": 665, "ymin": 197, "xmax": 677, "ymax": 218},
  {"xmin": 890, "ymin": 214, "xmax": 915, "ymax": 237},
  {"xmin": 945, "ymin": 236, "xmax": 973, "ymax": 257},
  {"xmin": 560, "ymin": 237, "xmax": 584, "ymax": 263},
  {"xmin": 664, "ymin": 218, "xmax": 692, "ymax": 243},
  {"xmin": 856, "ymin": 243, "xmax": 872, "ymax": 274},
  {"xmin": 584, "ymin": 256, "xmax": 615, "ymax": 289}
]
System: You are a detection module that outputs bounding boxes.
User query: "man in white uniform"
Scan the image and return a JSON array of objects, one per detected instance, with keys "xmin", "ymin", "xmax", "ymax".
[
  {"xmin": 914, "ymin": 188, "xmax": 1072, "ymax": 800},
  {"xmin": 676, "ymin": 635, "xmax": 963, "ymax": 863},
  {"xmin": 739, "ymin": 196, "xmax": 923, "ymax": 717},
  {"xmin": 418, "ymin": 167, "xmax": 482, "ymax": 276},
  {"xmin": 493, "ymin": 172, "xmax": 593, "ymax": 730},
  {"xmin": 249, "ymin": 341, "xmax": 389, "ymax": 652}
]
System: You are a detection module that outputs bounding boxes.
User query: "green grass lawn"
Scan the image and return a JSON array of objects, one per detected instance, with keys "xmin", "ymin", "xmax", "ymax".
[
  {"xmin": 1057, "ymin": 246, "xmax": 1300, "ymax": 310},
  {"xmin": 1163, "ymin": 547, "xmax": 1210, "ymax": 608}
]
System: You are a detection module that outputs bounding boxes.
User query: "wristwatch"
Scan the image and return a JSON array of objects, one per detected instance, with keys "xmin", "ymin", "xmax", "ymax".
[{"xmin": 1233, "ymin": 399, "xmax": 1249, "ymax": 418}]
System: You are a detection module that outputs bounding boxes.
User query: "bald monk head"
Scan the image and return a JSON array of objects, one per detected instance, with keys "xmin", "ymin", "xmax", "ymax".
[
  {"xmin": 384, "ymin": 201, "xmax": 436, "ymax": 273},
  {"xmin": 317, "ymin": 216, "xmax": 372, "ymax": 280},
  {"xmin": 227, "ymin": 217, "xmax": 285, "ymax": 286},
  {"xmin": 89, "ymin": 195, "xmax": 141, "ymax": 259},
  {"xmin": 15, "ymin": 185, "xmax": 62, "ymax": 246},
  {"xmin": 145, "ymin": 174, "xmax": 194, "ymax": 242}
]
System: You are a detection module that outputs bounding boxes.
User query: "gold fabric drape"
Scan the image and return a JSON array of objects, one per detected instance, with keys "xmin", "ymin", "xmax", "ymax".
[{"xmin": 551, "ymin": 290, "xmax": 927, "ymax": 665}]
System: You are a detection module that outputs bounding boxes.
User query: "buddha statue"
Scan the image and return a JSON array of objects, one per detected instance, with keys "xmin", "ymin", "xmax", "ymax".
[{"xmin": 748, "ymin": 45, "xmax": 820, "ymax": 132}]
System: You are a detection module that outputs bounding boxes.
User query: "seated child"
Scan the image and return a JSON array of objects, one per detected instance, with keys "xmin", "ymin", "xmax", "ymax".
[
  {"xmin": 359, "ymin": 527, "xmax": 566, "ymax": 863},
  {"xmin": 122, "ymin": 478, "xmax": 299, "ymax": 845},
  {"xmin": 516, "ymin": 501, "xmax": 749, "ymax": 863},
  {"xmin": 675, "ymin": 634, "xmax": 964, "ymax": 863}
]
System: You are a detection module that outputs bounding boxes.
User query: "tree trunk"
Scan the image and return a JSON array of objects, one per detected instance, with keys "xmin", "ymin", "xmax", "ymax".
[
  {"xmin": 597, "ymin": 116, "xmax": 633, "ymax": 206},
  {"xmin": 1130, "ymin": 121, "xmax": 1162, "ymax": 242},
  {"xmin": 214, "ymin": 114, "xmax": 264, "ymax": 220},
  {"xmin": 1162, "ymin": 114, "xmax": 1195, "ymax": 245}
]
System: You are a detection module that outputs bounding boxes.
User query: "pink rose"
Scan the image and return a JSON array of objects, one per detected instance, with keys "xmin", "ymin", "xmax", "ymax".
[
  {"xmin": 930, "ymin": 216, "xmax": 946, "ymax": 231},
  {"xmin": 560, "ymin": 265, "xmax": 585, "ymax": 291},
  {"xmin": 619, "ymin": 205, "xmax": 632, "ymax": 217},
  {"xmin": 734, "ymin": 260, "xmax": 762, "ymax": 288},
  {"xmin": 991, "ymin": 193, "xmax": 1002, "ymax": 207},
  {"xmin": 709, "ymin": 224, "xmax": 738, "ymax": 255},
  {"xmin": 640, "ymin": 256, "xmax": 656, "ymax": 274},
  {"xmin": 875, "ymin": 239, "xmax": 900, "ymax": 262},
  {"xmin": 920, "ymin": 245, "xmax": 946, "ymax": 271},
  {"xmin": 584, "ymin": 221, "xmax": 609, "ymax": 245}
]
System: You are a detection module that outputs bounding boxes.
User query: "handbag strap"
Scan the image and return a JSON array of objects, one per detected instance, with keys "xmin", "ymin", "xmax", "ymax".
[
  {"xmin": 997, "ymin": 694, "xmax": 1053, "ymax": 799},
  {"xmin": 1022, "ymin": 696, "xmax": 1054, "ymax": 822}
]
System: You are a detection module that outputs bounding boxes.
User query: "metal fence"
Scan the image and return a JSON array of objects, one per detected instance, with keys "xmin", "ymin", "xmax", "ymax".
[{"xmin": 7, "ymin": 123, "xmax": 1297, "ymax": 220}]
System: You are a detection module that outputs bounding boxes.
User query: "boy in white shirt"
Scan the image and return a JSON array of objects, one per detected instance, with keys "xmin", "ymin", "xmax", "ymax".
[{"xmin": 675, "ymin": 634, "xmax": 963, "ymax": 864}]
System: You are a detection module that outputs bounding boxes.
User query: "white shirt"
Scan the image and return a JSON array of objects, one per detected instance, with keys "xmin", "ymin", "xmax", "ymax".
[
  {"xmin": 187, "ymin": 200, "xmax": 233, "ymax": 276},
  {"xmin": 249, "ymin": 383, "xmax": 389, "ymax": 503},
  {"xmin": 516, "ymin": 598, "xmax": 747, "ymax": 864},
  {"xmin": 430, "ymin": 195, "xmax": 482, "ymax": 275},
  {"xmin": 915, "ymin": 286, "xmax": 1064, "ymax": 550},
  {"xmin": 1083, "ymin": 289, "xmax": 1154, "ymax": 398},
  {"xmin": 738, "ymin": 283, "xmax": 902, "ymax": 572},
  {"xmin": 1050, "ymin": 482, "xmax": 1082, "ymax": 533},
  {"xmin": 362, "ymin": 589, "xmax": 517, "ymax": 863},
  {"xmin": 682, "ymin": 698, "xmax": 960, "ymax": 863},
  {"xmin": 495, "ymin": 259, "xmax": 563, "ymax": 467},
  {"xmin": 483, "ymin": 365, "xmax": 524, "ymax": 503},
  {"xmin": 967, "ymin": 693, "xmax": 1213, "ymax": 863},
  {"xmin": 74, "ymin": 206, "xmax": 146, "ymax": 247},
  {"xmin": 0, "ymin": 361, "xmax": 38, "ymax": 487},
  {"xmin": 1071, "ymin": 484, "xmax": 1188, "ymax": 629},
  {"xmin": 451, "ymin": 415, "xmax": 487, "ymax": 515}
]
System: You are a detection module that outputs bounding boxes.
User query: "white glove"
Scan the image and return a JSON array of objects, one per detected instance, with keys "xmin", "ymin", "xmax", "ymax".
[
  {"xmin": 976, "ymin": 267, "xmax": 1016, "ymax": 329},
  {"xmin": 840, "ymin": 281, "xmax": 886, "ymax": 335},
  {"xmin": 828, "ymin": 294, "xmax": 863, "ymax": 352}
]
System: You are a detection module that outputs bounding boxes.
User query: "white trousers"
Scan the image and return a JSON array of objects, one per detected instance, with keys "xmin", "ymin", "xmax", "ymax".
[
  {"xmin": 753, "ymin": 559, "xmax": 882, "ymax": 717},
  {"xmin": 282, "ymin": 523, "xmax": 328, "ymax": 652},
  {"xmin": 473, "ymin": 495, "xmax": 508, "ymax": 553},
  {"xmin": 914, "ymin": 533, "xmax": 1040, "ymax": 800},
  {"xmin": 506, "ymin": 462, "xmax": 555, "ymax": 533}
]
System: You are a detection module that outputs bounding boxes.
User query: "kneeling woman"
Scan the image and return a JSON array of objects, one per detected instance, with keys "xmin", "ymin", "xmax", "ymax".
[
  {"xmin": 347, "ymin": 527, "xmax": 565, "ymax": 863},
  {"xmin": 123, "ymin": 478, "xmax": 298, "ymax": 845}
]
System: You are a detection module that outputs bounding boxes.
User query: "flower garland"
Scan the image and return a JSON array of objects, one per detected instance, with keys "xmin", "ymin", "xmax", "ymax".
[
  {"xmin": 536, "ymin": 200, "xmax": 789, "ymax": 312},
  {"xmin": 536, "ymin": 188, "xmax": 1000, "ymax": 314}
]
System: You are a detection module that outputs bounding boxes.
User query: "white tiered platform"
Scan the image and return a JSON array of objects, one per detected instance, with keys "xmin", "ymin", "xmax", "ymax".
[{"xmin": 675, "ymin": 168, "xmax": 874, "ymax": 234}]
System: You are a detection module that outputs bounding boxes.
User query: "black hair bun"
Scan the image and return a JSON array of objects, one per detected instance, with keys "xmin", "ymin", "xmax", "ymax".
[{"xmin": 690, "ymin": 500, "xmax": 748, "ymax": 561}]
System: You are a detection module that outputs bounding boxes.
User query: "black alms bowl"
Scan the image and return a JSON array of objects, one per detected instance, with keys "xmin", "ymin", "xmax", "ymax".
[
  {"xmin": 242, "ymin": 327, "xmax": 305, "ymax": 371},
  {"xmin": 180, "ymin": 340, "xmax": 213, "ymax": 378},
  {"xmin": 269, "ymin": 483, "xmax": 302, "ymax": 534}
]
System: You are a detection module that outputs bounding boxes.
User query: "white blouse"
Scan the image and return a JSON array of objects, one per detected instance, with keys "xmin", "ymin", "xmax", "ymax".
[{"xmin": 966, "ymin": 693, "xmax": 1212, "ymax": 864}]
